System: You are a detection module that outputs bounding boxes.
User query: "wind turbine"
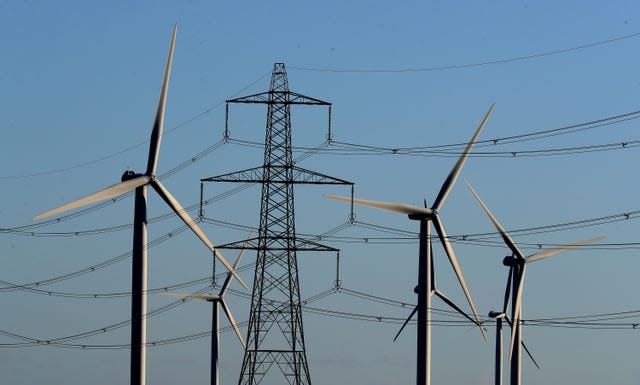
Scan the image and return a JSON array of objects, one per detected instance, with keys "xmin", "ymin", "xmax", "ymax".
[
  {"xmin": 32, "ymin": 25, "xmax": 246, "ymax": 385},
  {"xmin": 488, "ymin": 265, "xmax": 540, "ymax": 385},
  {"xmin": 326, "ymin": 104, "xmax": 495, "ymax": 385},
  {"xmin": 464, "ymin": 180, "xmax": 602, "ymax": 385},
  {"xmin": 159, "ymin": 237, "xmax": 249, "ymax": 385}
]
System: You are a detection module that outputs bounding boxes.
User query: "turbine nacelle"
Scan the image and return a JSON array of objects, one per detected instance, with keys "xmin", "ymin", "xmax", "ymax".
[
  {"xmin": 122, "ymin": 170, "xmax": 141, "ymax": 182},
  {"xmin": 502, "ymin": 256, "xmax": 521, "ymax": 267},
  {"xmin": 489, "ymin": 310, "xmax": 506, "ymax": 319},
  {"xmin": 408, "ymin": 211, "xmax": 434, "ymax": 221}
]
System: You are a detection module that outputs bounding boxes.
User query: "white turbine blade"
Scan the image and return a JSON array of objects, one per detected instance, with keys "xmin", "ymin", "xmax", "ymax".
[
  {"xmin": 146, "ymin": 24, "xmax": 177, "ymax": 176},
  {"xmin": 431, "ymin": 215, "xmax": 487, "ymax": 341},
  {"xmin": 157, "ymin": 292, "xmax": 219, "ymax": 301},
  {"xmin": 219, "ymin": 233, "xmax": 252, "ymax": 295},
  {"xmin": 526, "ymin": 236, "xmax": 603, "ymax": 264},
  {"xmin": 325, "ymin": 194, "xmax": 432, "ymax": 216},
  {"xmin": 432, "ymin": 104, "xmax": 494, "ymax": 212},
  {"xmin": 433, "ymin": 289, "xmax": 486, "ymax": 331},
  {"xmin": 393, "ymin": 305, "xmax": 418, "ymax": 342},
  {"xmin": 504, "ymin": 314, "xmax": 540, "ymax": 369},
  {"xmin": 220, "ymin": 298, "xmax": 246, "ymax": 348},
  {"xmin": 521, "ymin": 340, "xmax": 541, "ymax": 370},
  {"xmin": 33, "ymin": 175, "xmax": 150, "ymax": 221},
  {"xmin": 151, "ymin": 180, "xmax": 247, "ymax": 289},
  {"xmin": 508, "ymin": 266, "xmax": 526, "ymax": 361},
  {"xmin": 464, "ymin": 180, "xmax": 526, "ymax": 260}
]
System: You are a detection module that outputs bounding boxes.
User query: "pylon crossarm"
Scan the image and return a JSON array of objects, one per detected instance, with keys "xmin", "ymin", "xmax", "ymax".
[
  {"xmin": 202, "ymin": 166, "xmax": 352, "ymax": 185},
  {"xmin": 227, "ymin": 91, "xmax": 330, "ymax": 106}
]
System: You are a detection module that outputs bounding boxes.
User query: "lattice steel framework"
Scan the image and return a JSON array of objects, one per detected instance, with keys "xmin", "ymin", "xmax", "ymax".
[{"xmin": 202, "ymin": 63, "xmax": 352, "ymax": 385}]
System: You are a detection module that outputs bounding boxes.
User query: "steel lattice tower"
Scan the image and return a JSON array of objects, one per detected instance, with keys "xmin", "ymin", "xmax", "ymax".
[{"xmin": 202, "ymin": 63, "xmax": 352, "ymax": 385}]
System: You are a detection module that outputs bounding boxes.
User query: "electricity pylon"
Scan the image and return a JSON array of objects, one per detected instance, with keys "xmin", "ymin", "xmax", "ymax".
[{"xmin": 202, "ymin": 63, "xmax": 352, "ymax": 385}]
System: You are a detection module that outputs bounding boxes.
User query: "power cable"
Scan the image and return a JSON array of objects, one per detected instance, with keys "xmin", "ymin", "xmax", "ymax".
[
  {"xmin": 2, "ymin": 203, "xmax": 639, "ymax": 294},
  {"xmin": 229, "ymin": 137, "xmax": 640, "ymax": 158},
  {"xmin": 290, "ymin": 31, "xmax": 640, "ymax": 73},
  {"xmin": 3, "ymin": 285, "xmax": 639, "ymax": 349}
]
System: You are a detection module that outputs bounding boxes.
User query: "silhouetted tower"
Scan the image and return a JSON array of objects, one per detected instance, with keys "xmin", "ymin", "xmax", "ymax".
[{"xmin": 202, "ymin": 63, "xmax": 352, "ymax": 385}]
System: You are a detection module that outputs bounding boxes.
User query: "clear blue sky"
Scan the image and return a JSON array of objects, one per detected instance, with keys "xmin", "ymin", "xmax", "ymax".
[{"xmin": 2, "ymin": 1, "xmax": 640, "ymax": 384}]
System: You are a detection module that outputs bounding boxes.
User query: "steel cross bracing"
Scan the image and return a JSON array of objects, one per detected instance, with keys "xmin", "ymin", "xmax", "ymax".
[{"xmin": 202, "ymin": 63, "xmax": 351, "ymax": 385}]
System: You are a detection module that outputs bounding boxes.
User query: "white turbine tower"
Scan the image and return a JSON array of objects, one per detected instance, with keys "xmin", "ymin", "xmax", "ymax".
[
  {"xmin": 326, "ymin": 104, "xmax": 495, "ymax": 385},
  {"xmin": 159, "ymin": 238, "xmax": 249, "ymax": 385},
  {"xmin": 464, "ymin": 180, "xmax": 602, "ymax": 385},
  {"xmin": 32, "ymin": 25, "xmax": 246, "ymax": 385}
]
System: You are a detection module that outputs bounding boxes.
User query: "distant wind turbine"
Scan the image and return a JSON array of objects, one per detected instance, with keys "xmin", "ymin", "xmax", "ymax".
[
  {"xmin": 326, "ymin": 103, "xmax": 495, "ymax": 385},
  {"xmin": 465, "ymin": 180, "xmax": 602, "ymax": 385},
  {"xmin": 488, "ymin": 266, "xmax": 540, "ymax": 385},
  {"xmin": 159, "ymin": 235, "xmax": 249, "ymax": 385},
  {"xmin": 33, "ymin": 25, "xmax": 246, "ymax": 385}
]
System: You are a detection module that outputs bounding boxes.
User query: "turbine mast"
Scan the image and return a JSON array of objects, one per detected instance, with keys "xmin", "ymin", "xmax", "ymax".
[{"xmin": 416, "ymin": 220, "xmax": 432, "ymax": 385}]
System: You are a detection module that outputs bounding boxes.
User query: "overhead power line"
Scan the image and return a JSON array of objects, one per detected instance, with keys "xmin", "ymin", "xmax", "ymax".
[
  {"xmin": 226, "ymin": 107, "xmax": 640, "ymax": 157},
  {"xmin": 228, "ymin": 138, "xmax": 640, "ymax": 158},
  {"xmin": 4, "ymin": 31, "xmax": 638, "ymax": 180},
  {"xmin": 2, "ymin": 204, "xmax": 639, "ymax": 295},
  {"xmin": 290, "ymin": 31, "xmax": 640, "ymax": 73},
  {"xmin": 3, "ymin": 285, "xmax": 638, "ymax": 350}
]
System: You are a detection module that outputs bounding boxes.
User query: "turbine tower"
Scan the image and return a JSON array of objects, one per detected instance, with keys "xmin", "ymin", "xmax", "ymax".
[
  {"xmin": 487, "ymin": 273, "xmax": 540, "ymax": 385},
  {"xmin": 202, "ymin": 63, "xmax": 352, "ymax": 385}
]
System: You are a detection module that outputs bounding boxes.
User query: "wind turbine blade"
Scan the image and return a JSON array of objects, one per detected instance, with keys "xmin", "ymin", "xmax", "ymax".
[
  {"xmin": 156, "ymin": 292, "xmax": 219, "ymax": 301},
  {"xmin": 526, "ymin": 236, "xmax": 603, "ymax": 264},
  {"xmin": 33, "ymin": 175, "xmax": 150, "ymax": 221},
  {"xmin": 504, "ymin": 314, "xmax": 540, "ymax": 369},
  {"xmin": 430, "ymin": 238, "xmax": 436, "ymax": 289},
  {"xmin": 151, "ymin": 180, "xmax": 247, "ymax": 289},
  {"xmin": 219, "ymin": 233, "xmax": 252, "ymax": 295},
  {"xmin": 433, "ymin": 289, "xmax": 484, "ymax": 329},
  {"xmin": 431, "ymin": 215, "xmax": 487, "ymax": 341},
  {"xmin": 146, "ymin": 24, "xmax": 177, "ymax": 176},
  {"xmin": 464, "ymin": 180, "xmax": 526, "ymax": 260},
  {"xmin": 521, "ymin": 340, "xmax": 541, "ymax": 370},
  {"xmin": 220, "ymin": 298, "xmax": 246, "ymax": 348},
  {"xmin": 502, "ymin": 266, "xmax": 513, "ymax": 314},
  {"xmin": 508, "ymin": 266, "xmax": 526, "ymax": 361},
  {"xmin": 432, "ymin": 104, "xmax": 494, "ymax": 212},
  {"xmin": 393, "ymin": 305, "xmax": 418, "ymax": 342},
  {"xmin": 325, "ymin": 194, "xmax": 432, "ymax": 216}
]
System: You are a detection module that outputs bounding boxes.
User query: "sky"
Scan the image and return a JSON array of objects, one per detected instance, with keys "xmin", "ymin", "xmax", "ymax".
[{"xmin": 1, "ymin": 1, "xmax": 640, "ymax": 384}]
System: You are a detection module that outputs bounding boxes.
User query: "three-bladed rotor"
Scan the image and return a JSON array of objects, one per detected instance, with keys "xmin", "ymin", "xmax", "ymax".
[
  {"xmin": 326, "ymin": 103, "xmax": 496, "ymax": 342},
  {"xmin": 32, "ymin": 25, "xmax": 246, "ymax": 289},
  {"xmin": 465, "ymin": 179, "xmax": 602, "ymax": 360},
  {"xmin": 158, "ymin": 238, "xmax": 250, "ymax": 348}
]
